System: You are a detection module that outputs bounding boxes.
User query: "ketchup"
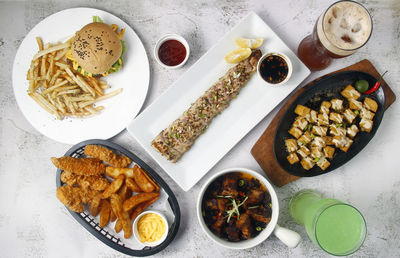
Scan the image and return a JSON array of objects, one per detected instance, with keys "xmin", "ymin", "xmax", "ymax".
[{"xmin": 158, "ymin": 40, "xmax": 186, "ymax": 66}]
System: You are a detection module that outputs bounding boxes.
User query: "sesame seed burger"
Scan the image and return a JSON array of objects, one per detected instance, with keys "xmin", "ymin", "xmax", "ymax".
[{"xmin": 66, "ymin": 16, "xmax": 126, "ymax": 77}]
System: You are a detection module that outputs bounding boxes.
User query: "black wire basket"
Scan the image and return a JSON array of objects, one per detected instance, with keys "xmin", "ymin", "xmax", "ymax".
[{"xmin": 55, "ymin": 139, "xmax": 180, "ymax": 256}]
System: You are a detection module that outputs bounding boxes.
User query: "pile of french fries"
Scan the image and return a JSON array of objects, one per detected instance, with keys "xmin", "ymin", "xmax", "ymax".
[
  {"xmin": 27, "ymin": 37, "xmax": 122, "ymax": 119},
  {"xmin": 90, "ymin": 165, "xmax": 160, "ymax": 239}
]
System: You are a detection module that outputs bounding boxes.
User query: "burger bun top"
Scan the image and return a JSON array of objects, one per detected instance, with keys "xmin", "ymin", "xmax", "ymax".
[{"xmin": 71, "ymin": 22, "xmax": 122, "ymax": 74}]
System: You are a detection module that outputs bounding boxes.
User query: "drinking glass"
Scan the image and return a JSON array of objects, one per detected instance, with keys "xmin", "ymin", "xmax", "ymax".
[
  {"xmin": 297, "ymin": 0, "xmax": 373, "ymax": 71},
  {"xmin": 289, "ymin": 189, "xmax": 367, "ymax": 256}
]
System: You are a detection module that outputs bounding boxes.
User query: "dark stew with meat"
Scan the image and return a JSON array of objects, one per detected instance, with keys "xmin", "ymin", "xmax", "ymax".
[{"xmin": 201, "ymin": 172, "xmax": 272, "ymax": 242}]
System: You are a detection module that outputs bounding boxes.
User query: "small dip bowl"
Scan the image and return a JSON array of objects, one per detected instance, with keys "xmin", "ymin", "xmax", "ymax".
[
  {"xmin": 257, "ymin": 52, "xmax": 293, "ymax": 86},
  {"xmin": 133, "ymin": 210, "xmax": 169, "ymax": 247},
  {"xmin": 154, "ymin": 34, "xmax": 190, "ymax": 69}
]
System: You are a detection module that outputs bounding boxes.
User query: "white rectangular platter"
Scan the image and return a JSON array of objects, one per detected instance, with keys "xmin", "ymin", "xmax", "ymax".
[{"xmin": 127, "ymin": 12, "xmax": 310, "ymax": 191}]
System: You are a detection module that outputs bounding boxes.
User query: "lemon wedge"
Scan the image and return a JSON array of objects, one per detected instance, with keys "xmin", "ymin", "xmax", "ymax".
[
  {"xmin": 224, "ymin": 48, "xmax": 252, "ymax": 64},
  {"xmin": 235, "ymin": 38, "xmax": 264, "ymax": 49}
]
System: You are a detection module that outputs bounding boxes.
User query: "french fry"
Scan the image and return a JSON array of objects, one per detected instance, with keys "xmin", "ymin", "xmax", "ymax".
[
  {"xmin": 99, "ymin": 199, "xmax": 111, "ymax": 228},
  {"xmin": 41, "ymin": 80, "xmax": 68, "ymax": 95},
  {"xmin": 125, "ymin": 177, "xmax": 142, "ymax": 193},
  {"xmin": 36, "ymin": 37, "xmax": 44, "ymax": 51},
  {"xmin": 101, "ymin": 175, "xmax": 124, "ymax": 199},
  {"xmin": 27, "ymin": 38, "xmax": 121, "ymax": 119},
  {"xmin": 78, "ymin": 88, "xmax": 122, "ymax": 108},
  {"xmin": 33, "ymin": 42, "xmax": 70, "ymax": 60},
  {"xmin": 106, "ymin": 167, "xmax": 134, "ymax": 179},
  {"xmin": 122, "ymin": 192, "xmax": 160, "ymax": 212}
]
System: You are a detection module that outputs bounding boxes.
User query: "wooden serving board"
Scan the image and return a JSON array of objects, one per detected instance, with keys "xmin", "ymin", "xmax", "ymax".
[{"xmin": 251, "ymin": 59, "xmax": 396, "ymax": 187}]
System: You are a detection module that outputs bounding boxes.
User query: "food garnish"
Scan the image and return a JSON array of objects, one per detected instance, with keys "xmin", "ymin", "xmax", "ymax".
[
  {"xmin": 355, "ymin": 80, "xmax": 369, "ymax": 93},
  {"xmin": 53, "ymin": 144, "xmax": 160, "ymax": 239},
  {"xmin": 224, "ymin": 48, "xmax": 252, "ymax": 64},
  {"xmin": 235, "ymin": 38, "xmax": 264, "ymax": 49},
  {"xmin": 363, "ymin": 71, "xmax": 388, "ymax": 94}
]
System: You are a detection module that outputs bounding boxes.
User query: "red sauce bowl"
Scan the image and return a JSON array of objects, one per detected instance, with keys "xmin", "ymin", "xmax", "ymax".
[{"xmin": 154, "ymin": 34, "xmax": 190, "ymax": 69}]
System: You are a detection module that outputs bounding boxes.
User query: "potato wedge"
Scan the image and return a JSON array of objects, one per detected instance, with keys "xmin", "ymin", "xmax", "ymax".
[
  {"xmin": 130, "ymin": 196, "xmax": 159, "ymax": 221},
  {"xmin": 125, "ymin": 177, "xmax": 142, "ymax": 193},
  {"xmin": 110, "ymin": 208, "xmax": 117, "ymax": 222},
  {"xmin": 110, "ymin": 194, "xmax": 132, "ymax": 238},
  {"xmin": 99, "ymin": 199, "xmax": 111, "ymax": 228},
  {"xmin": 133, "ymin": 165, "xmax": 157, "ymax": 192},
  {"xmin": 106, "ymin": 167, "xmax": 134, "ymax": 179},
  {"xmin": 117, "ymin": 183, "xmax": 132, "ymax": 201},
  {"xmin": 101, "ymin": 175, "xmax": 124, "ymax": 199},
  {"xmin": 90, "ymin": 194, "xmax": 101, "ymax": 217},
  {"xmin": 114, "ymin": 219, "xmax": 123, "ymax": 233},
  {"xmin": 123, "ymin": 192, "xmax": 160, "ymax": 212}
]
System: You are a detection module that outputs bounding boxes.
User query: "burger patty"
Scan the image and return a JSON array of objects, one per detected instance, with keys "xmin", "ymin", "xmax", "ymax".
[{"xmin": 151, "ymin": 49, "xmax": 262, "ymax": 163}]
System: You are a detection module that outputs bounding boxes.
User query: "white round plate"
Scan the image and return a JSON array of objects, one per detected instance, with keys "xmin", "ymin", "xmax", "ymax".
[{"xmin": 12, "ymin": 8, "xmax": 150, "ymax": 144}]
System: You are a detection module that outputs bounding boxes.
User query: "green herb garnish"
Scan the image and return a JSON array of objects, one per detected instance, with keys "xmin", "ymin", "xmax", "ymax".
[
  {"xmin": 256, "ymin": 226, "xmax": 263, "ymax": 231},
  {"xmin": 238, "ymin": 179, "xmax": 244, "ymax": 187}
]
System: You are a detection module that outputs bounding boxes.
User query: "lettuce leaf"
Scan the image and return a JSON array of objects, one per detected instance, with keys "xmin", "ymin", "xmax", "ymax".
[{"xmin": 93, "ymin": 16, "xmax": 103, "ymax": 23}]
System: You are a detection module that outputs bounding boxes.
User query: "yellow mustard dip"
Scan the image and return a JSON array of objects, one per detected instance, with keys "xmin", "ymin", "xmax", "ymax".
[{"xmin": 138, "ymin": 213, "xmax": 166, "ymax": 243}]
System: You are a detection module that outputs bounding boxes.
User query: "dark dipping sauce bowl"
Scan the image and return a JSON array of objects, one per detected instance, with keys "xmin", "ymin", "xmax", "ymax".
[
  {"xmin": 257, "ymin": 52, "xmax": 293, "ymax": 86},
  {"xmin": 154, "ymin": 34, "xmax": 190, "ymax": 69}
]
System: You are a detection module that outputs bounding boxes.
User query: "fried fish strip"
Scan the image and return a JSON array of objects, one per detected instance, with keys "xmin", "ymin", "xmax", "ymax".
[
  {"xmin": 60, "ymin": 171, "xmax": 109, "ymax": 191},
  {"xmin": 84, "ymin": 145, "xmax": 132, "ymax": 167},
  {"xmin": 51, "ymin": 157, "xmax": 106, "ymax": 176}
]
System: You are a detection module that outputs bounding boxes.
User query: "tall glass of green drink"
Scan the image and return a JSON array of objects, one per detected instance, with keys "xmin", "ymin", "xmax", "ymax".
[{"xmin": 289, "ymin": 189, "xmax": 367, "ymax": 256}]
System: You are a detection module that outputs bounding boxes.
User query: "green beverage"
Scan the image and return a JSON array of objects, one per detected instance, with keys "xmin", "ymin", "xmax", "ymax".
[{"xmin": 289, "ymin": 189, "xmax": 367, "ymax": 256}]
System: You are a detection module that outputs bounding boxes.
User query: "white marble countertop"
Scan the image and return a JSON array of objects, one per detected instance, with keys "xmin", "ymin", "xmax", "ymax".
[{"xmin": 1, "ymin": 0, "xmax": 399, "ymax": 257}]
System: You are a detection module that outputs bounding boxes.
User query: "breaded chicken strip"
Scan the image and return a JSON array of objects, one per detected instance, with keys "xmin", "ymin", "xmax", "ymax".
[
  {"xmin": 56, "ymin": 185, "xmax": 102, "ymax": 212},
  {"xmin": 84, "ymin": 145, "xmax": 132, "ymax": 168},
  {"xmin": 56, "ymin": 185, "xmax": 85, "ymax": 212},
  {"xmin": 60, "ymin": 171, "xmax": 109, "ymax": 191},
  {"xmin": 51, "ymin": 157, "xmax": 106, "ymax": 176}
]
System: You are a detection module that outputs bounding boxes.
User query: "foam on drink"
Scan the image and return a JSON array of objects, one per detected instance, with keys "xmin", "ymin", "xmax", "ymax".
[{"xmin": 317, "ymin": 1, "xmax": 372, "ymax": 56}]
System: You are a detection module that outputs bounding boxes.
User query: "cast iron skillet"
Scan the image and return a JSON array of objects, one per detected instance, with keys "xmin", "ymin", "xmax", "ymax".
[
  {"xmin": 55, "ymin": 139, "xmax": 180, "ymax": 257},
  {"xmin": 274, "ymin": 71, "xmax": 385, "ymax": 177}
]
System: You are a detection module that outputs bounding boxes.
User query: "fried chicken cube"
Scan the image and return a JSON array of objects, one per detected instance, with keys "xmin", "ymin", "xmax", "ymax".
[
  {"xmin": 294, "ymin": 104, "xmax": 311, "ymax": 117},
  {"xmin": 320, "ymin": 101, "xmax": 331, "ymax": 114},
  {"xmin": 341, "ymin": 85, "xmax": 360, "ymax": 100},
  {"xmin": 56, "ymin": 185, "xmax": 85, "ymax": 213},
  {"xmin": 289, "ymin": 126, "xmax": 303, "ymax": 139},
  {"xmin": 51, "ymin": 157, "xmax": 106, "ymax": 176},
  {"xmin": 364, "ymin": 97, "xmax": 378, "ymax": 112},
  {"xmin": 84, "ymin": 145, "xmax": 132, "ymax": 168}
]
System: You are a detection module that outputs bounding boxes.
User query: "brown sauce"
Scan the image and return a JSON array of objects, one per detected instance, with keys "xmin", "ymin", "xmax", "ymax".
[
  {"xmin": 158, "ymin": 39, "xmax": 186, "ymax": 66},
  {"xmin": 259, "ymin": 55, "xmax": 289, "ymax": 84}
]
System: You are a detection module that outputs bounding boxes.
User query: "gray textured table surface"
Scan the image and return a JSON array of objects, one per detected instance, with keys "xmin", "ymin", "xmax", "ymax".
[{"xmin": 1, "ymin": 0, "xmax": 399, "ymax": 257}]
